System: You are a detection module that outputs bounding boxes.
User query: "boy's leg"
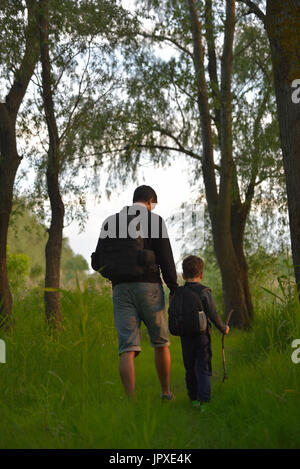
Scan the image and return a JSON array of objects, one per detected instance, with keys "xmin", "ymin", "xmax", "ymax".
[
  {"xmin": 195, "ymin": 333, "xmax": 212, "ymax": 403},
  {"xmin": 180, "ymin": 336, "xmax": 198, "ymax": 401}
]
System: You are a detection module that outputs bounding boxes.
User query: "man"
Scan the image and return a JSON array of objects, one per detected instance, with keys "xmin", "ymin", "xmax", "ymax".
[{"xmin": 93, "ymin": 185, "xmax": 178, "ymax": 399}]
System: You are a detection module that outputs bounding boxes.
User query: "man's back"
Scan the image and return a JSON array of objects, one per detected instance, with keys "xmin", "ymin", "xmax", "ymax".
[
  {"xmin": 95, "ymin": 185, "xmax": 176, "ymax": 400},
  {"xmin": 95, "ymin": 204, "xmax": 178, "ymax": 295}
]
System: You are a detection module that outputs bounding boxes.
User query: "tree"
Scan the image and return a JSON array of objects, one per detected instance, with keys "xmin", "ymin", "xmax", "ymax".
[
  {"xmin": 38, "ymin": 0, "xmax": 64, "ymax": 329},
  {"xmin": 119, "ymin": 0, "xmax": 281, "ymax": 328},
  {"xmin": 0, "ymin": 0, "xmax": 39, "ymax": 327},
  {"xmin": 238, "ymin": 1, "xmax": 300, "ymax": 290},
  {"xmin": 265, "ymin": 1, "xmax": 300, "ymax": 290},
  {"xmin": 32, "ymin": 0, "xmax": 137, "ymax": 327}
]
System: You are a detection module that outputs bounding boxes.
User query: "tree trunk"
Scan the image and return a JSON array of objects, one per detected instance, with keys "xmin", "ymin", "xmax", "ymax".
[
  {"xmin": 210, "ymin": 212, "xmax": 250, "ymax": 328},
  {"xmin": 0, "ymin": 1, "xmax": 39, "ymax": 327},
  {"xmin": 0, "ymin": 110, "xmax": 20, "ymax": 327},
  {"xmin": 39, "ymin": 0, "xmax": 64, "ymax": 329},
  {"xmin": 44, "ymin": 168, "xmax": 64, "ymax": 329},
  {"xmin": 230, "ymin": 203, "xmax": 254, "ymax": 318},
  {"xmin": 188, "ymin": 0, "xmax": 251, "ymax": 328},
  {"xmin": 266, "ymin": 0, "xmax": 300, "ymax": 289}
]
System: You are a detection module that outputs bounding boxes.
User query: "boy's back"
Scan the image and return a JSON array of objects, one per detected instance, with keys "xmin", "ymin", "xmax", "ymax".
[
  {"xmin": 171, "ymin": 255, "xmax": 229, "ymax": 409},
  {"xmin": 184, "ymin": 282, "xmax": 227, "ymax": 335}
]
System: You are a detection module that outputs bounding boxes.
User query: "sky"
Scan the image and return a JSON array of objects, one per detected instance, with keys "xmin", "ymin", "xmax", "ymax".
[{"xmin": 62, "ymin": 154, "xmax": 202, "ymax": 272}]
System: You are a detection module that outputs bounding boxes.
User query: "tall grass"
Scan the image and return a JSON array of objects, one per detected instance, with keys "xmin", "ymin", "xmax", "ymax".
[{"xmin": 0, "ymin": 278, "xmax": 299, "ymax": 449}]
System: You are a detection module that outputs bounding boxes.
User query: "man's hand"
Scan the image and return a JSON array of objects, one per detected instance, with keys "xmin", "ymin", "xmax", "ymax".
[
  {"xmin": 224, "ymin": 326, "xmax": 230, "ymax": 335},
  {"xmin": 169, "ymin": 293, "xmax": 173, "ymax": 305}
]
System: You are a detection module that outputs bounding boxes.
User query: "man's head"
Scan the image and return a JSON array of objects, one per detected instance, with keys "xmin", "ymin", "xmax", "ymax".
[
  {"xmin": 182, "ymin": 255, "xmax": 204, "ymax": 282},
  {"xmin": 133, "ymin": 185, "xmax": 157, "ymax": 211}
]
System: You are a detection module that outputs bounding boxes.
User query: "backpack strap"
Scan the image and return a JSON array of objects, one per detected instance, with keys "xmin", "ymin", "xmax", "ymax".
[
  {"xmin": 184, "ymin": 284, "xmax": 212, "ymax": 332},
  {"xmin": 183, "ymin": 284, "xmax": 206, "ymax": 312}
]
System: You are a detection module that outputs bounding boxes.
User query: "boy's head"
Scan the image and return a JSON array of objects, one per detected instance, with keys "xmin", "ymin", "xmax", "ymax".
[{"xmin": 182, "ymin": 255, "xmax": 204, "ymax": 282}]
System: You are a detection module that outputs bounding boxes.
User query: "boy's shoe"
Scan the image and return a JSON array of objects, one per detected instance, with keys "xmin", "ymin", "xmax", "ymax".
[
  {"xmin": 161, "ymin": 392, "xmax": 175, "ymax": 401},
  {"xmin": 191, "ymin": 400, "xmax": 201, "ymax": 408},
  {"xmin": 199, "ymin": 403, "xmax": 207, "ymax": 413},
  {"xmin": 191, "ymin": 400, "xmax": 208, "ymax": 412}
]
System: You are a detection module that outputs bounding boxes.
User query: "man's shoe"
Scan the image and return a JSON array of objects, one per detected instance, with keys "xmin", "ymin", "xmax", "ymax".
[{"xmin": 161, "ymin": 392, "xmax": 175, "ymax": 401}]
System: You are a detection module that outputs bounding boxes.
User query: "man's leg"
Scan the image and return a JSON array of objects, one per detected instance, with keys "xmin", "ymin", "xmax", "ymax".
[
  {"xmin": 119, "ymin": 351, "xmax": 136, "ymax": 397},
  {"xmin": 154, "ymin": 346, "xmax": 172, "ymax": 395}
]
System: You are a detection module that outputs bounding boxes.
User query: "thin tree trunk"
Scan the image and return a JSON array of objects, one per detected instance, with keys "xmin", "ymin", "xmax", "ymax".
[
  {"xmin": 0, "ymin": 0, "xmax": 39, "ymax": 327},
  {"xmin": 188, "ymin": 0, "xmax": 251, "ymax": 328},
  {"xmin": 230, "ymin": 202, "xmax": 253, "ymax": 317},
  {"xmin": 0, "ymin": 112, "xmax": 19, "ymax": 327},
  {"xmin": 39, "ymin": 0, "xmax": 64, "ymax": 329},
  {"xmin": 266, "ymin": 0, "xmax": 300, "ymax": 289},
  {"xmin": 213, "ymin": 233, "xmax": 250, "ymax": 328}
]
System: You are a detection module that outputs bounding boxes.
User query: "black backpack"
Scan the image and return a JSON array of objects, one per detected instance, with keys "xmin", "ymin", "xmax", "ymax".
[
  {"xmin": 91, "ymin": 207, "xmax": 158, "ymax": 280},
  {"xmin": 168, "ymin": 284, "xmax": 209, "ymax": 336}
]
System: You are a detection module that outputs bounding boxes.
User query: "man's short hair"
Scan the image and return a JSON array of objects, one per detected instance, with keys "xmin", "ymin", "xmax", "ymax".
[
  {"xmin": 182, "ymin": 255, "xmax": 204, "ymax": 279},
  {"xmin": 133, "ymin": 185, "xmax": 157, "ymax": 203}
]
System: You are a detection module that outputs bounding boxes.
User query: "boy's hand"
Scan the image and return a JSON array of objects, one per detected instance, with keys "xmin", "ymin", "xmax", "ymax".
[{"xmin": 224, "ymin": 326, "xmax": 230, "ymax": 335}]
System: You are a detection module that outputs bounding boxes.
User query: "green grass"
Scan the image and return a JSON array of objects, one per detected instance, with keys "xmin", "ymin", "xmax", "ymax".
[{"xmin": 0, "ymin": 281, "xmax": 300, "ymax": 449}]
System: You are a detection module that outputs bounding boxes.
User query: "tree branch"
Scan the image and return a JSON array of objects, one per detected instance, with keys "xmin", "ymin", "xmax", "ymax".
[
  {"xmin": 187, "ymin": 0, "xmax": 218, "ymax": 208},
  {"xmin": 244, "ymin": 88, "xmax": 271, "ymax": 208},
  {"xmin": 204, "ymin": 0, "xmax": 221, "ymax": 134},
  {"xmin": 139, "ymin": 32, "xmax": 193, "ymax": 59},
  {"xmin": 6, "ymin": 0, "xmax": 40, "ymax": 118},
  {"xmin": 219, "ymin": 0, "xmax": 236, "ymax": 215},
  {"xmin": 236, "ymin": 0, "xmax": 266, "ymax": 24}
]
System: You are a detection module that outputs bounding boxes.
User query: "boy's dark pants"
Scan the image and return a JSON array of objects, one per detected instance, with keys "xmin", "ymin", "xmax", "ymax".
[{"xmin": 180, "ymin": 332, "xmax": 212, "ymax": 402}]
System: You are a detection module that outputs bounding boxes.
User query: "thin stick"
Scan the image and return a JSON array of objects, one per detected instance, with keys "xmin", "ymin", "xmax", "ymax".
[{"xmin": 222, "ymin": 309, "xmax": 233, "ymax": 383}]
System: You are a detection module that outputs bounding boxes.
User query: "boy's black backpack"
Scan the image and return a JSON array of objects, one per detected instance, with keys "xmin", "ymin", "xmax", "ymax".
[
  {"xmin": 168, "ymin": 284, "xmax": 209, "ymax": 336},
  {"xmin": 91, "ymin": 207, "xmax": 158, "ymax": 281}
]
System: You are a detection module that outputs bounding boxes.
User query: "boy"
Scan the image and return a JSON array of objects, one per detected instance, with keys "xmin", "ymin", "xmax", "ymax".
[{"xmin": 180, "ymin": 255, "xmax": 229, "ymax": 410}]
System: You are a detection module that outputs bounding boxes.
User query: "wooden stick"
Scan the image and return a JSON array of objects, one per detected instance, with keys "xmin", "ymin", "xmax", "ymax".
[{"xmin": 222, "ymin": 309, "xmax": 233, "ymax": 383}]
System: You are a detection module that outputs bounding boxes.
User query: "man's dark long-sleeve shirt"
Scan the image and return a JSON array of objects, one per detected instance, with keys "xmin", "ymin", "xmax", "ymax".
[{"xmin": 96, "ymin": 205, "xmax": 179, "ymax": 294}]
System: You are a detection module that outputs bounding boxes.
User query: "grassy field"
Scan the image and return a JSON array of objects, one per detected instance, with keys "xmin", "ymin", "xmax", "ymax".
[{"xmin": 0, "ymin": 279, "xmax": 300, "ymax": 449}]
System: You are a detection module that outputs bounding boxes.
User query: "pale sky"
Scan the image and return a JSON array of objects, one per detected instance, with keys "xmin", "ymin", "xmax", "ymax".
[
  {"xmin": 61, "ymin": 1, "xmax": 202, "ymax": 270},
  {"xmin": 63, "ymin": 154, "xmax": 201, "ymax": 272}
]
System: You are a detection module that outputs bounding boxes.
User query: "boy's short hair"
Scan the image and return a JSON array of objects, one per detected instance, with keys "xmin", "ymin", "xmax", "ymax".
[{"xmin": 182, "ymin": 255, "xmax": 204, "ymax": 279}]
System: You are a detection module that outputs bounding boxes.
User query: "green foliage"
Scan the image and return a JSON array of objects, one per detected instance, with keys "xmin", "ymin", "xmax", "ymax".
[
  {"xmin": 8, "ymin": 199, "xmax": 89, "ymax": 289},
  {"xmin": 0, "ymin": 0, "xmax": 28, "ymax": 90},
  {"xmin": 0, "ymin": 280, "xmax": 299, "ymax": 449},
  {"xmin": 16, "ymin": 0, "xmax": 140, "ymax": 229},
  {"xmin": 63, "ymin": 256, "xmax": 89, "ymax": 282},
  {"xmin": 6, "ymin": 247, "xmax": 30, "ymax": 295},
  {"xmin": 234, "ymin": 279, "xmax": 300, "ymax": 378}
]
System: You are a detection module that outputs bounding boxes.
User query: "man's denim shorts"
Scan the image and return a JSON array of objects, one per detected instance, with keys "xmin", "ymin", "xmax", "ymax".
[{"xmin": 112, "ymin": 282, "xmax": 170, "ymax": 355}]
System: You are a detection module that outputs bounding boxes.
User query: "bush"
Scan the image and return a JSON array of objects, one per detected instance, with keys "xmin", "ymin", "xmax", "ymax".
[
  {"xmin": 7, "ymin": 246, "xmax": 30, "ymax": 297},
  {"xmin": 235, "ymin": 274, "xmax": 300, "ymax": 364}
]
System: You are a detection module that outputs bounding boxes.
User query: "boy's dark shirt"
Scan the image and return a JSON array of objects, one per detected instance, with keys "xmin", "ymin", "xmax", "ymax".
[{"xmin": 185, "ymin": 281, "xmax": 226, "ymax": 334}]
